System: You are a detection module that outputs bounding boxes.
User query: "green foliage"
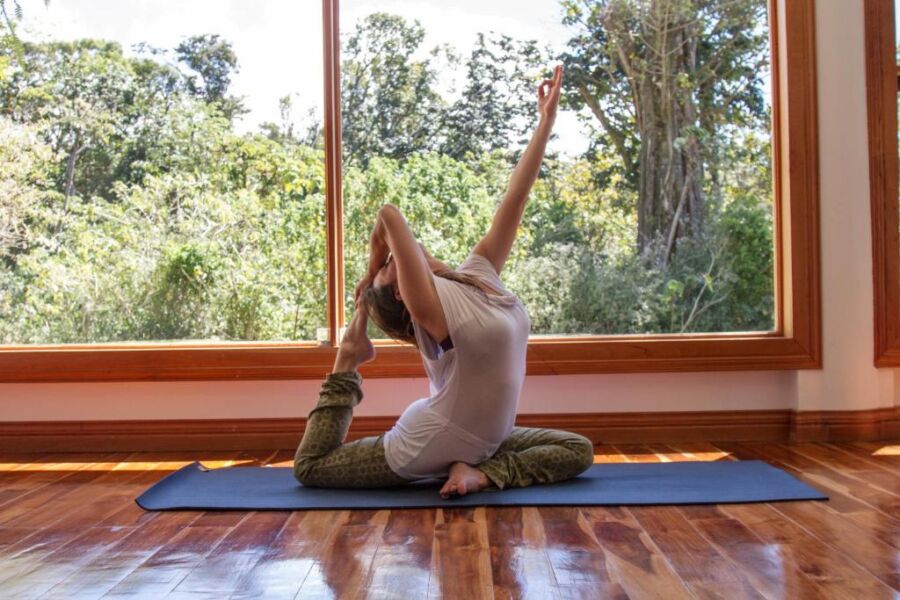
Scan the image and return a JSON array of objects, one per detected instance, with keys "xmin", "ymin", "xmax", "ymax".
[
  {"xmin": 175, "ymin": 34, "xmax": 246, "ymax": 120},
  {"xmin": 0, "ymin": 5, "xmax": 776, "ymax": 344},
  {"xmin": 559, "ymin": 0, "xmax": 770, "ymax": 255}
]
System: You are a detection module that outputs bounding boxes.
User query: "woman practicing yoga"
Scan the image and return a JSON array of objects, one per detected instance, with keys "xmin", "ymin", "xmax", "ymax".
[{"xmin": 293, "ymin": 65, "xmax": 594, "ymax": 498}]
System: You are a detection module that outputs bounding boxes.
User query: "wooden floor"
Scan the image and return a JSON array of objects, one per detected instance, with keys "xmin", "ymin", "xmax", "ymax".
[{"xmin": 0, "ymin": 441, "xmax": 898, "ymax": 599}]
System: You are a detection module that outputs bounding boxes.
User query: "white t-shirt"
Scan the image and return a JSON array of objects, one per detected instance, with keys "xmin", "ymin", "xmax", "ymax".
[{"xmin": 382, "ymin": 252, "xmax": 531, "ymax": 480}]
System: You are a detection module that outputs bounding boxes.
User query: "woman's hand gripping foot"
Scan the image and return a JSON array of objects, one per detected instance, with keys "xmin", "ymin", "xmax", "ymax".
[{"xmin": 440, "ymin": 462, "xmax": 490, "ymax": 499}]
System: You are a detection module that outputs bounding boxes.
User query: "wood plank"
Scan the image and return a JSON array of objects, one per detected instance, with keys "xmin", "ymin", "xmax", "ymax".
[
  {"xmin": 720, "ymin": 502, "xmax": 897, "ymax": 598},
  {"xmin": 684, "ymin": 509, "xmax": 836, "ymax": 598},
  {"xmin": 0, "ymin": 443, "xmax": 895, "ymax": 598},
  {"xmin": 734, "ymin": 443, "xmax": 900, "ymax": 522},
  {"xmin": 665, "ymin": 441, "xmax": 734, "ymax": 462},
  {"xmin": 667, "ymin": 441, "xmax": 899, "ymax": 592},
  {"xmin": 0, "ymin": 456, "xmax": 170, "ymax": 588},
  {"xmin": 428, "ymin": 507, "xmax": 493, "ymax": 599},
  {"xmin": 848, "ymin": 442, "xmax": 900, "ymax": 474},
  {"xmin": 364, "ymin": 509, "xmax": 435, "ymax": 599},
  {"xmin": 287, "ymin": 510, "xmax": 352, "ymax": 598},
  {"xmin": 790, "ymin": 442, "xmax": 900, "ymax": 497},
  {"xmin": 745, "ymin": 496, "xmax": 900, "ymax": 592},
  {"xmin": 10, "ymin": 511, "xmax": 199, "ymax": 599},
  {"xmin": 291, "ymin": 509, "xmax": 388, "ymax": 599},
  {"xmin": 611, "ymin": 444, "xmax": 664, "ymax": 463},
  {"xmin": 102, "ymin": 526, "xmax": 231, "ymax": 598},
  {"xmin": 166, "ymin": 511, "xmax": 292, "ymax": 599},
  {"xmin": 618, "ymin": 443, "xmax": 764, "ymax": 598},
  {"xmin": 486, "ymin": 507, "xmax": 558, "ymax": 600},
  {"xmin": 627, "ymin": 505, "xmax": 765, "ymax": 600},
  {"xmin": 583, "ymin": 506, "xmax": 696, "ymax": 600},
  {"xmin": 600, "ymin": 441, "xmax": 728, "ymax": 599},
  {"xmin": 537, "ymin": 506, "xmax": 626, "ymax": 600},
  {"xmin": 718, "ymin": 443, "xmax": 900, "ymax": 554},
  {"xmin": 229, "ymin": 511, "xmax": 339, "ymax": 600},
  {"xmin": 0, "ymin": 451, "xmax": 234, "ymax": 593},
  {"xmin": 0, "ymin": 453, "xmax": 136, "ymax": 527}
]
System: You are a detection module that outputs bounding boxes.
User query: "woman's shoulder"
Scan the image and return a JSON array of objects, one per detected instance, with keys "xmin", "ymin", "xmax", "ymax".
[
  {"xmin": 454, "ymin": 252, "xmax": 519, "ymax": 303},
  {"xmin": 457, "ymin": 252, "xmax": 500, "ymax": 280}
]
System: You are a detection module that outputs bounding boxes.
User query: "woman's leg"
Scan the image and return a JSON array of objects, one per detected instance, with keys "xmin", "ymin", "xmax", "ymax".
[
  {"xmin": 293, "ymin": 312, "xmax": 409, "ymax": 489},
  {"xmin": 439, "ymin": 427, "xmax": 594, "ymax": 497},
  {"xmin": 293, "ymin": 372, "xmax": 408, "ymax": 488},
  {"xmin": 476, "ymin": 427, "xmax": 594, "ymax": 490}
]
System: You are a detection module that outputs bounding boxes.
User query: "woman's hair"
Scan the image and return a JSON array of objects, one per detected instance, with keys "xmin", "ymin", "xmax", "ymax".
[{"xmin": 361, "ymin": 269, "xmax": 493, "ymax": 347}]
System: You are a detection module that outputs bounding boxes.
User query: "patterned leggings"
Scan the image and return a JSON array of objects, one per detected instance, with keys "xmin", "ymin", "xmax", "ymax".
[{"xmin": 293, "ymin": 371, "xmax": 595, "ymax": 490}]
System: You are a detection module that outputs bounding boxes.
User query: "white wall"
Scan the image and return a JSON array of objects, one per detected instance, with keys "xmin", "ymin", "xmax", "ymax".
[
  {"xmin": 0, "ymin": 0, "xmax": 894, "ymax": 421},
  {"xmin": 796, "ymin": 0, "xmax": 895, "ymax": 412}
]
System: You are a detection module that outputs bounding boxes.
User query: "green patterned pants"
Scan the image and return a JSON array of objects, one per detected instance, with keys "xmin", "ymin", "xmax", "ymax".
[{"xmin": 293, "ymin": 371, "xmax": 595, "ymax": 490}]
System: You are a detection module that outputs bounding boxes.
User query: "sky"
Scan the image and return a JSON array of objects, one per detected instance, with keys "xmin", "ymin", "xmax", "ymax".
[{"xmin": 17, "ymin": 0, "xmax": 591, "ymax": 157}]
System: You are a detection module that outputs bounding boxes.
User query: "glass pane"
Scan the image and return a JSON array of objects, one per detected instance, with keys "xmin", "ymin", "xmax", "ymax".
[
  {"xmin": 0, "ymin": 0, "xmax": 327, "ymax": 344},
  {"xmin": 341, "ymin": 0, "xmax": 775, "ymax": 337}
]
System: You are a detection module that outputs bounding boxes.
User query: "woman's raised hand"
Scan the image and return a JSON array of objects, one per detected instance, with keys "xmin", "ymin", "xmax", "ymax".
[{"xmin": 537, "ymin": 65, "xmax": 563, "ymax": 125}]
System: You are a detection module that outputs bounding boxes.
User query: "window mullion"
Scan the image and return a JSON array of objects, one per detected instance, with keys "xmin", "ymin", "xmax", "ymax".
[{"xmin": 322, "ymin": 0, "xmax": 345, "ymax": 347}]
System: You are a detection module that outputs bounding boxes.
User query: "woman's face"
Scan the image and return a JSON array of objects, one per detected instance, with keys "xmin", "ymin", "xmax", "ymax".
[
  {"xmin": 373, "ymin": 254, "xmax": 399, "ymax": 294},
  {"xmin": 372, "ymin": 247, "xmax": 442, "ymax": 298}
]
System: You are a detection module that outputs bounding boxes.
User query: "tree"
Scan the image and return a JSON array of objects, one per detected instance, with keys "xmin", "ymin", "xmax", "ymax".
[
  {"xmin": 0, "ymin": 40, "xmax": 133, "ymax": 206},
  {"xmin": 340, "ymin": 13, "xmax": 445, "ymax": 167},
  {"xmin": 439, "ymin": 32, "xmax": 546, "ymax": 160},
  {"xmin": 560, "ymin": 0, "xmax": 769, "ymax": 264},
  {"xmin": 175, "ymin": 34, "xmax": 245, "ymax": 120}
]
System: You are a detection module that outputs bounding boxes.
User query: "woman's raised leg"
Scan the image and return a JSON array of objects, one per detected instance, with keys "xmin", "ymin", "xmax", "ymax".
[{"xmin": 293, "ymin": 311, "xmax": 409, "ymax": 488}]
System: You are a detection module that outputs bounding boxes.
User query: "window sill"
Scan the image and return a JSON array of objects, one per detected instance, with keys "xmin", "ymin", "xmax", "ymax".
[{"xmin": 0, "ymin": 333, "xmax": 818, "ymax": 382}]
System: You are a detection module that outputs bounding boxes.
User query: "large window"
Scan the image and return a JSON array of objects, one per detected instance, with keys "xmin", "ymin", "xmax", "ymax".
[
  {"xmin": 0, "ymin": 0, "xmax": 327, "ymax": 344},
  {"xmin": 0, "ymin": 0, "xmax": 820, "ymax": 381},
  {"xmin": 341, "ymin": 0, "xmax": 776, "ymax": 337}
]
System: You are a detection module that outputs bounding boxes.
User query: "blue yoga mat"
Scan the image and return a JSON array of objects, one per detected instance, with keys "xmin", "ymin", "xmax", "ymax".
[{"xmin": 136, "ymin": 460, "xmax": 827, "ymax": 510}]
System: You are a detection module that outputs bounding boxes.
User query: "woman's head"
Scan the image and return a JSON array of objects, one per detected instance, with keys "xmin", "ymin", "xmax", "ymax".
[
  {"xmin": 360, "ymin": 253, "xmax": 417, "ymax": 345},
  {"xmin": 361, "ymin": 254, "xmax": 493, "ymax": 347},
  {"xmin": 360, "ymin": 280, "xmax": 417, "ymax": 346}
]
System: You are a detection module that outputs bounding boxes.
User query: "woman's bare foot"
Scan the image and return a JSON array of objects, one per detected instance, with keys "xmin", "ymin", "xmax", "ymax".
[
  {"xmin": 332, "ymin": 310, "xmax": 375, "ymax": 373},
  {"xmin": 439, "ymin": 462, "xmax": 490, "ymax": 499}
]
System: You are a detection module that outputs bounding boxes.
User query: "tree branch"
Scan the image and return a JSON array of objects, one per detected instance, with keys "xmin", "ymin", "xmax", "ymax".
[{"xmin": 576, "ymin": 81, "xmax": 634, "ymax": 174}]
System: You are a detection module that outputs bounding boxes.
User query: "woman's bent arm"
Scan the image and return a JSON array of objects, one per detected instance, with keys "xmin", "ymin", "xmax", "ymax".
[{"xmin": 373, "ymin": 204, "xmax": 447, "ymax": 334}]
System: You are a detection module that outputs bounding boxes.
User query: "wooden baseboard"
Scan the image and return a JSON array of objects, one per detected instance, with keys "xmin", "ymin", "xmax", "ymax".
[
  {"xmin": 2, "ymin": 407, "xmax": 896, "ymax": 452},
  {"xmin": 790, "ymin": 407, "xmax": 900, "ymax": 442}
]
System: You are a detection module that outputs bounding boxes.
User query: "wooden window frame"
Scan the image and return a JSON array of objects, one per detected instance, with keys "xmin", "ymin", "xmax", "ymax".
[
  {"xmin": 866, "ymin": 0, "xmax": 900, "ymax": 366},
  {"xmin": 0, "ymin": 0, "xmax": 820, "ymax": 382}
]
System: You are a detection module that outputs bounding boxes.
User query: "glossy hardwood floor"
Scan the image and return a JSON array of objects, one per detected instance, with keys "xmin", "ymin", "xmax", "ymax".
[{"xmin": 0, "ymin": 441, "xmax": 897, "ymax": 599}]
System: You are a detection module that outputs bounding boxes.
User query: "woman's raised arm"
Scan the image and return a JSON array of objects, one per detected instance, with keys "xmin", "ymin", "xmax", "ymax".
[
  {"xmin": 363, "ymin": 204, "xmax": 447, "ymax": 335},
  {"xmin": 472, "ymin": 65, "xmax": 563, "ymax": 275}
]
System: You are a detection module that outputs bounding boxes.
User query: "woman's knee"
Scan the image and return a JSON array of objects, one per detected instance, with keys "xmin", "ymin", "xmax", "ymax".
[
  {"xmin": 293, "ymin": 458, "xmax": 320, "ymax": 487},
  {"xmin": 566, "ymin": 434, "xmax": 595, "ymax": 472}
]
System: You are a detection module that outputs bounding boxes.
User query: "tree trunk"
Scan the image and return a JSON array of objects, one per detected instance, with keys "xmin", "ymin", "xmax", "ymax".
[
  {"xmin": 64, "ymin": 133, "xmax": 83, "ymax": 204},
  {"xmin": 606, "ymin": 0, "xmax": 707, "ymax": 263}
]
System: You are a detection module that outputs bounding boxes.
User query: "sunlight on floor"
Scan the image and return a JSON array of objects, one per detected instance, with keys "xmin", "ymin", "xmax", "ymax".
[
  {"xmin": 870, "ymin": 445, "xmax": 900, "ymax": 456},
  {"xmin": 591, "ymin": 449, "xmax": 733, "ymax": 463},
  {"xmin": 0, "ymin": 459, "xmax": 254, "ymax": 472}
]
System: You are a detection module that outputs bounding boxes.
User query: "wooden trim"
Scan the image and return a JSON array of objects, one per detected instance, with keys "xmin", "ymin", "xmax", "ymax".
[
  {"xmin": 776, "ymin": 0, "xmax": 820, "ymax": 364},
  {"xmin": 791, "ymin": 407, "xmax": 900, "ymax": 442},
  {"xmin": 770, "ymin": 0, "xmax": 785, "ymax": 335},
  {"xmin": 0, "ymin": 334, "xmax": 816, "ymax": 382},
  {"xmin": 3, "ymin": 408, "xmax": 896, "ymax": 452},
  {"xmin": 323, "ymin": 0, "xmax": 344, "ymax": 344},
  {"xmin": 865, "ymin": 0, "xmax": 900, "ymax": 366},
  {"xmin": 0, "ymin": 0, "xmax": 821, "ymax": 382}
]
